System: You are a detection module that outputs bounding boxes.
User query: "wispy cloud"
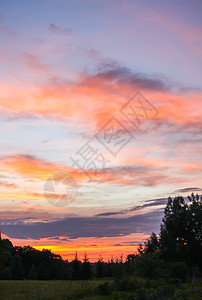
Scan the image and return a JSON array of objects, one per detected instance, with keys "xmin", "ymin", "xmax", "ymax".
[
  {"xmin": 22, "ymin": 53, "xmax": 49, "ymax": 72},
  {"xmin": 49, "ymin": 23, "xmax": 72, "ymax": 36},
  {"xmin": 174, "ymin": 187, "xmax": 202, "ymax": 194}
]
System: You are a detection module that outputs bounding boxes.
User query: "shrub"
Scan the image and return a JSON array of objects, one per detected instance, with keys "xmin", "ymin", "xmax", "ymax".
[
  {"xmin": 136, "ymin": 288, "xmax": 148, "ymax": 300},
  {"xmin": 114, "ymin": 277, "xmax": 140, "ymax": 292},
  {"xmin": 97, "ymin": 281, "xmax": 113, "ymax": 295},
  {"xmin": 135, "ymin": 255, "xmax": 164, "ymax": 278},
  {"xmin": 168, "ymin": 261, "xmax": 188, "ymax": 282}
]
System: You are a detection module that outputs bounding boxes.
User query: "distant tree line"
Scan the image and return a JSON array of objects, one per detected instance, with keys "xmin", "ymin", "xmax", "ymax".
[{"xmin": 0, "ymin": 194, "xmax": 201, "ymax": 281}]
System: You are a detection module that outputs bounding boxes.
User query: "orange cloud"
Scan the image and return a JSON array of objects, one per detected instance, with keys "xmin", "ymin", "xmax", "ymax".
[
  {"xmin": 0, "ymin": 154, "xmax": 200, "ymax": 188},
  {"xmin": 0, "ymin": 65, "xmax": 201, "ymax": 133},
  {"xmin": 0, "ymin": 181, "xmax": 17, "ymax": 189},
  {"xmin": 0, "ymin": 155, "xmax": 64, "ymax": 179}
]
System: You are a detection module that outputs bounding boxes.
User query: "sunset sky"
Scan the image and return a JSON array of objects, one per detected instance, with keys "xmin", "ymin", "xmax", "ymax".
[{"xmin": 0, "ymin": 0, "xmax": 201, "ymax": 262}]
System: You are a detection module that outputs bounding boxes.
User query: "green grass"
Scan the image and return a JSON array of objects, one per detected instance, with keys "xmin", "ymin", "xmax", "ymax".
[
  {"xmin": 0, "ymin": 280, "xmax": 105, "ymax": 300},
  {"xmin": 0, "ymin": 278, "xmax": 201, "ymax": 300}
]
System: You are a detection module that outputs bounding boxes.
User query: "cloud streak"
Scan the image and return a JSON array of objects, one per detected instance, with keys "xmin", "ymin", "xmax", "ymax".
[{"xmin": 0, "ymin": 208, "xmax": 163, "ymax": 240}]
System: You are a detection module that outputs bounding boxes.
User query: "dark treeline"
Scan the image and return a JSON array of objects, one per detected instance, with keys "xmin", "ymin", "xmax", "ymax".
[{"xmin": 0, "ymin": 194, "xmax": 201, "ymax": 281}]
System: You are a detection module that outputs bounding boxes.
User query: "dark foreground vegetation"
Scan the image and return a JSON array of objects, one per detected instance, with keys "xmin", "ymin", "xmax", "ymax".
[
  {"xmin": 0, "ymin": 194, "xmax": 201, "ymax": 299},
  {"xmin": 0, "ymin": 278, "xmax": 201, "ymax": 300}
]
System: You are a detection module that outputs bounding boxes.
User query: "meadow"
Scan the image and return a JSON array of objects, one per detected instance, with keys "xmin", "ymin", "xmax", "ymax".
[{"xmin": 0, "ymin": 278, "xmax": 201, "ymax": 300}]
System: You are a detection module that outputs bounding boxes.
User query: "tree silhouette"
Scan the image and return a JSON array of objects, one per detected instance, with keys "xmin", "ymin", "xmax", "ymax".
[
  {"xmin": 82, "ymin": 252, "xmax": 92, "ymax": 279},
  {"xmin": 160, "ymin": 194, "xmax": 202, "ymax": 267},
  {"xmin": 96, "ymin": 254, "xmax": 106, "ymax": 278},
  {"xmin": 71, "ymin": 251, "xmax": 82, "ymax": 280}
]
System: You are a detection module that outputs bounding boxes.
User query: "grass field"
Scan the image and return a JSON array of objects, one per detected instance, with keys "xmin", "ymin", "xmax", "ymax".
[
  {"xmin": 0, "ymin": 280, "xmax": 107, "ymax": 300},
  {"xmin": 0, "ymin": 278, "xmax": 201, "ymax": 300},
  {"xmin": 0, "ymin": 280, "xmax": 105, "ymax": 300}
]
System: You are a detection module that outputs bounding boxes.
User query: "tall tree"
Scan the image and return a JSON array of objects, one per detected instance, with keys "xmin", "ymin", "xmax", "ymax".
[
  {"xmin": 82, "ymin": 252, "xmax": 92, "ymax": 280},
  {"xmin": 160, "ymin": 194, "xmax": 202, "ymax": 267},
  {"xmin": 96, "ymin": 254, "xmax": 106, "ymax": 278},
  {"xmin": 71, "ymin": 251, "xmax": 82, "ymax": 280}
]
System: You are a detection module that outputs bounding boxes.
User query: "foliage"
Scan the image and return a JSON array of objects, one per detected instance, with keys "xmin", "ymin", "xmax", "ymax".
[
  {"xmin": 168, "ymin": 261, "xmax": 188, "ymax": 282},
  {"xmin": 82, "ymin": 252, "xmax": 92, "ymax": 280},
  {"xmin": 137, "ymin": 194, "xmax": 202, "ymax": 274},
  {"xmin": 97, "ymin": 281, "xmax": 113, "ymax": 295},
  {"xmin": 160, "ymin": 194, "xmax": 202, "ymax": 267}
]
